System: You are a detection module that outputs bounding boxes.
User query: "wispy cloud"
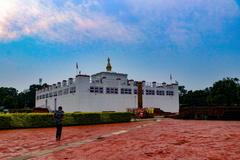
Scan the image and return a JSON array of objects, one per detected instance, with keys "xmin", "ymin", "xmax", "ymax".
[
  {"xmin": 0, "ymin": 0, "xmax": 239, "ymax": 46},
  {"xmin": 0, "ymin": 0, "xmax": 139, "ymax": 43},
  {"xmin": 125, "ymin": 0, "xmax": 240, "ymax": 47}
]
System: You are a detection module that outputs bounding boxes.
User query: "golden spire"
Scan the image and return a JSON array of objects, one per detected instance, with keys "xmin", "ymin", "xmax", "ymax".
[{"xmin": 106, "ymin": 57, "xmax": 112, "ymax": 72}]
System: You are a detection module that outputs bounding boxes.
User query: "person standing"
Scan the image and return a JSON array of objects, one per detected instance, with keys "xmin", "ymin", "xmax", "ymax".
[{"xmin": 54, "ymin": 106, "xmax": 64, "ymax": 141}]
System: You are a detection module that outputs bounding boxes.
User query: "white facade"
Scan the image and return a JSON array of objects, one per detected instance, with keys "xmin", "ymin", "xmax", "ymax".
[{"xmin": 36, "ymin": 61, "xmax": 179, "ymax": 113}]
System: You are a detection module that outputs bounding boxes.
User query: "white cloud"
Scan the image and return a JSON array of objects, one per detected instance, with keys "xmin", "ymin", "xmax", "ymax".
[
  {"xmin": 1, "ymin": 0, "xmax": 239, "ymax": 46},
  {"xmin": 125, "ymin": 0, "xmax": 240, "ymax": 47},
  {"xmin": 0, "ymin": 0, "xmax": 138, "ymax": 43}
]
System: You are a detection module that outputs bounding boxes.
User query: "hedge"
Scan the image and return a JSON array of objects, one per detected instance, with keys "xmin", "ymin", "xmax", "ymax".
[{"xmin": 0, "ymin": 112, "xmax": 133, "ymax": 129}]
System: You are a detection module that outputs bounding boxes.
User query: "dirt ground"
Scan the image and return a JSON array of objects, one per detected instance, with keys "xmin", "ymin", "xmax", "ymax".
[{"xmin": 0, "ymin": 119, "xmax": 240, "ymax": 160}]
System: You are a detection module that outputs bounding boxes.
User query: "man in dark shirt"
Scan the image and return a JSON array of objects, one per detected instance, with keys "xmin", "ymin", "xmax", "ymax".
[{"xmin": 54, "ymin": 106, "xmax": 64, "ymax": 141}]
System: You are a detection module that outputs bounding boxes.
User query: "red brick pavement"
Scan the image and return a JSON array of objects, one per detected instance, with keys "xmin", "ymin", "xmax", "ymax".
[
  {"xmin": 1, "ymin": 119, "xmax": 240, "ymax": 160},
  {"xmin": 0, "ymin": 121, "xmax": 150, "ymax": 160}
]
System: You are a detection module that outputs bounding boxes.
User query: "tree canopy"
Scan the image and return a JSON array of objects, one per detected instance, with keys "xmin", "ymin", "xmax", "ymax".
[
  {"xmin": 0, "ymin": 87, "xmax": 18, "ymax": 109},
  {"xmin": 180, "ymin": 77, "xmax": 240, "ymax": 106},
  {"xmin": 0, "ymin": 84, "xmax": 46, "ymax": 109}
]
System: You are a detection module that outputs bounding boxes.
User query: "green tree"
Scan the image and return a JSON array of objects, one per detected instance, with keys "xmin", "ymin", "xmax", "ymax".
[
  {"xmin": 0, "ymin": 87, "xmax": 18, "ymax": 108},
  {"xmin": 0, "ymin": 83, "xmax": 48, "ymax": 109},
  {"xmin": 180, "ymin": 89, "xmax": 209, "ymax": 106},
  {"xmin": 238, "ymin": 85, "xmax": 240, "ymax": 105},
  {"xmin": 17, "ymin": 92, "xmax": 27, "ymax": 108},
  {"xmin": 179, "ymin": 77, "xmax": 240, "ymax": 106},
  {"xmin": 3, "ymin": 95, "xmax": 17, "ymax": 108},
  {"xmin": 179, "ymin": 85, "xmax": 187, "ymax": 105},
  {"xmin": 24, "ymin": 84, "xmax": 45, "ymax": 108},
  {"xmin": 179, "ymin": 85, "xmax": 187, "ymax": 96},
  {"xmin": 208, "ymin": 78, "xmax": 239, "ymax": 106}
]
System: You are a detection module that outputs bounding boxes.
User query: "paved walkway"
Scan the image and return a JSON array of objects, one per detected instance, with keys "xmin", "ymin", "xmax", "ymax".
[{"xmin": 1, "ymin": 119, "xmax": 240, "ymax": 160}]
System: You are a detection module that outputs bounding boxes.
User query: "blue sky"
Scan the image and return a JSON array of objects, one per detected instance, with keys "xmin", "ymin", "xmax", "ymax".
[{"xmin": 0, "ymin": 0, "xmax": 240, "ymax": 92}]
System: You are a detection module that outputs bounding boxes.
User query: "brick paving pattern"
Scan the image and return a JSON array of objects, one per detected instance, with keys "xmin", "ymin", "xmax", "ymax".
[{"xmin": 1, "ymin": 119, "xmax": 240, "ymax": 160}]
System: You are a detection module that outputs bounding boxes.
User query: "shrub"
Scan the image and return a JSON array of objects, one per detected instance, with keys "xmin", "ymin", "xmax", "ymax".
[
  {"xmin": 63, "ymin": 113, "xmax": 78, "ymax": 126},
  {"xmin": 0, "ymin": 112, "xmax": 133, "ymax": 129},
  {"xmin": 10, "ymin": 114, "xmax": 30, "ymax": 128},
  {"xmin": 101, "ymin": 112, "xmax": 133, "ymax": 123},
  {"xmin": 9, "ymin": 108, "xmax": 33, "ymax": 113},
  {"xmin": 28, "ymin": 113, "xmax": 55, "ymax": 128},
  {"xmin": 72, "ymin": 112, "xmax": 102, "ymax": 125},
  {"xmin": 0, "ymin": 114, "xmax": 11, "ymax": 129},
  {"xmin": 7, "ymin": 113, "xmax": 55, "ymax": 128}
]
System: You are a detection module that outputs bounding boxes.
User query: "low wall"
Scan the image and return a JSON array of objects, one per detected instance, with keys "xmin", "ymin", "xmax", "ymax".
[{"xmin": 179, "ymin": 106, "xmax": 240, "ymax": 120}]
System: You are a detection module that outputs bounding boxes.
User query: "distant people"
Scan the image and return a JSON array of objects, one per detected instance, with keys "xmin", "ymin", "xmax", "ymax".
[{"xmin": 54, "ymin": 106, "xmax": 64, "ymax": 141}]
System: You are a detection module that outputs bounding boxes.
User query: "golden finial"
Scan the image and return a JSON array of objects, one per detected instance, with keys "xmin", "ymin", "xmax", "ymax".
[{"xmin": 106, "ymin": 57, "xmax": 112, "ymax": 72}]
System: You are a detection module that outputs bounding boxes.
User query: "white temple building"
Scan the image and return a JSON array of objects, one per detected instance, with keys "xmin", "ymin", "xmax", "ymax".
[{"xmin": 36, "ymin": 58, "xmax": 179, "ymax": 112}]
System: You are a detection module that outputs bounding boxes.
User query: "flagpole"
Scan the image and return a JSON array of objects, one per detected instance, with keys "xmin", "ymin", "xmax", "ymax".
[
  {"xmin": 76, "ymin": 62, "xmax": 79, "ymax": 76},
  {"xmin": 170, "ymin": 74, "xmax": 172, "ymax": 84}
]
